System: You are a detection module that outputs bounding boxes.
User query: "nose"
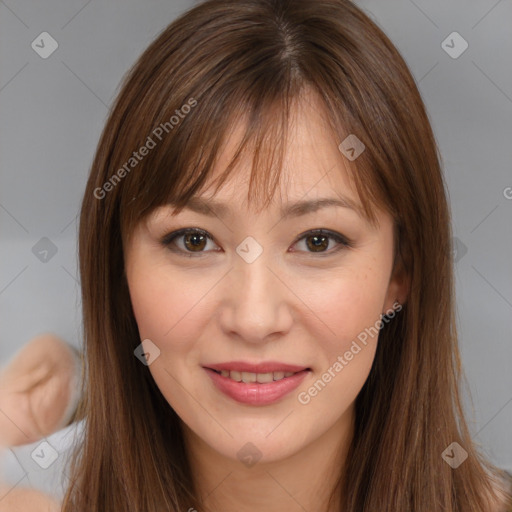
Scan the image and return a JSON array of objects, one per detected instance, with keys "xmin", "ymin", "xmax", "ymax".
[{"xmin": 218, "ymin": 252, "xmax": 294, "ymax": 344}]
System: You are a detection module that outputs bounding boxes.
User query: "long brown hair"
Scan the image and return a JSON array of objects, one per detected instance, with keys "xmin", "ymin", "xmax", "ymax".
[{"xmin": 63, "ymin": 0, "xmax": 511, "ymax": 510}]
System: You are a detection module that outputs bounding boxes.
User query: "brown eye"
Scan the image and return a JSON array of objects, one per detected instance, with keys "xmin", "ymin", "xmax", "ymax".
[
  {"xmin": 292, "ymin": 229, "xmax": 351, "ymax": 255},
  {"xmin": 183, "ymin": 232, "xmax": 208, "ymax": 252},
  {"xmin": 160, "ymin": 228, "xmax": 218, "ymax": 256},
  {"xmin": 305, "ymin": 233, "xmax": 330, "ymax": 252},
  {"xmin": 160, "ymin": 228, "xmax": 352, "ymax": 258}
]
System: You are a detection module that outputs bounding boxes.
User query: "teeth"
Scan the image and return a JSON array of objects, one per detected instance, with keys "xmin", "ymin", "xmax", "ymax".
[
  {"xmin": 230, "ymin": 370, "xmax": 242, "ymax": 382},
  {"xmin": 215, "ymin": 369, "xmax": 298, "ymax": 382},
  {"xmin": 241, "ymin": 371, "xmax": 257, "ymax": 383},
  {"xmin": 256, "ymin": 372, "xmax": 274, "ymax": 383}
]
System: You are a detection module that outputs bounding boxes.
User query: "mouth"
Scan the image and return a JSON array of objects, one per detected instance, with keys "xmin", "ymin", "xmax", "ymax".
[
  {"xmin": 203, "ymin": 362, "xmax": 311, "ymax": 406},
  {"xmin": 208, "ymin": 368, "xmax": 307, "ymax": 383}
]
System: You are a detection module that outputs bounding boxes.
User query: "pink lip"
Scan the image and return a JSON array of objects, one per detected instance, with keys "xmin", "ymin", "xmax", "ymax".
[{"xmin": 203, "ymin": 362, "xmax": 310, "ymax": 406}]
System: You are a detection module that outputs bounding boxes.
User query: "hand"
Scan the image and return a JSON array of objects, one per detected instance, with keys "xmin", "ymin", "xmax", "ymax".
[
  {"xmin": 0, "ymin": 333, "xmax": 81, "ymax": 511},
  {"xmin": 0, "ymin": 333, "xmax": 81, "ymax": 448}
]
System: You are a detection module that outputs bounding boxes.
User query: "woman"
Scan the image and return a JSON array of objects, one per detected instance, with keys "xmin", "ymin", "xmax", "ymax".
[{"xmin": 6, "ymin": 0, "xmax": 511, "ymax": 510}]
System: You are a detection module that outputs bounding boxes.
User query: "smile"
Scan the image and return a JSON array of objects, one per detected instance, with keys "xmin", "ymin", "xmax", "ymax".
[
  {"xmin": 211, "ymin": 369, "xmax": 296, "ymax": 383},
  {"xmin": 203, "ymin": 362, "xmax": 311, "ymax": 406}
]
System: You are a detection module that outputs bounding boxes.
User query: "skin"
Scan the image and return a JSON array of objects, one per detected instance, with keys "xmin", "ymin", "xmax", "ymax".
[
  {"xmin": 0, "ymin": 334, "xmax": 75, "ymax": 512},
  {"xmin": 0, "ymin": 333, "xmax": 78, "ymax": 448},
  {"xmin": 124, "ymin": 89, "xmax": 409, "ymax": 512},
  {"xmin": 0, "ymin": 486, "xmax": 59, "ymax": 512}
]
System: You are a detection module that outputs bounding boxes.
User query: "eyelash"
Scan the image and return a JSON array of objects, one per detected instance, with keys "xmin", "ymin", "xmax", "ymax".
[{"xmin": 159, "ymin": 228, "xmax": 353, "ymax": 258}]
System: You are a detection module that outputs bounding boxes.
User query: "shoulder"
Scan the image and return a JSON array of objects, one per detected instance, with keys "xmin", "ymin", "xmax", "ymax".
[{"xmin": 0, "ymin": 485, "xmax": 60, "ymax": 512}]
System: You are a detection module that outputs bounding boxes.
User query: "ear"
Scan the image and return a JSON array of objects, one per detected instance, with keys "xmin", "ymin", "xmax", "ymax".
[{"xmin": 382, "ymin": 249, "xmax": 410, "ymax": 314}]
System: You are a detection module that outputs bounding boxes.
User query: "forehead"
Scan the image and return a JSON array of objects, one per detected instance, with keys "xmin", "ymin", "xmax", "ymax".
[{"xmin": 194, "ymin": 89, "xmax": 360, "ymax": 210}]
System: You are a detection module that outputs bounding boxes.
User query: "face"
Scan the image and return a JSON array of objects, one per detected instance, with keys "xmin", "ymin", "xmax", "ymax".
[{"xmin": 124, "ymin": 91, "xmax": 407, "ymax": 467}]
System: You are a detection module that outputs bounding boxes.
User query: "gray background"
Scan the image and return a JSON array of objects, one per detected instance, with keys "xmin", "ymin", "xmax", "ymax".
[{"xmin": 1, "ymin": 0, "xmax": 511, "ymax": 482}]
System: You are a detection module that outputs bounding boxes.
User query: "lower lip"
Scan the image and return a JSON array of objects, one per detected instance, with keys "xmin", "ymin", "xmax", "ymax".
[{"xmin": 204, "ymin": 368, "xmax": 310, "ymax": 406}]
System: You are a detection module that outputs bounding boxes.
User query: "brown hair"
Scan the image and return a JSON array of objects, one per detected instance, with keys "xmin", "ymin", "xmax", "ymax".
[{"xmin": 63, "ymin": 0, "xmax": 511, "ymax": 510}]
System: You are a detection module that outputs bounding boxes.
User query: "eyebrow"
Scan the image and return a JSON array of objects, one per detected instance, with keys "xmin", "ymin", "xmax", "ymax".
[{"xmin": 170, "ymin": 196, "xmax": 364, "ymax": 219}]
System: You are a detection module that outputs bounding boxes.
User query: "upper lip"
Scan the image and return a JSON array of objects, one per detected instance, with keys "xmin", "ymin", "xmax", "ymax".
[{"xmin": 204, "ymin": 361, "xmax": 310, "ymax": 373}]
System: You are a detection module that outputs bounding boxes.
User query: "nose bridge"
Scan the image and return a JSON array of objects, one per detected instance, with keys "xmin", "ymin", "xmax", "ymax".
[{"xmin": 220, "ymin": 245, "xmax": 292, "ymax": 343}]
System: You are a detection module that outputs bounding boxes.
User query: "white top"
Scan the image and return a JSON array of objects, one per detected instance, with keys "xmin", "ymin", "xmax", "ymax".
[{"xmin": 0, "ymin": 419, "xmax": 85, "ymax": 502}]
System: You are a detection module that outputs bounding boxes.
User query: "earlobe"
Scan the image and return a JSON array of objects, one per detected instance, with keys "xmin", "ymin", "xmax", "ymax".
[{"xmin": 383, "ymin": 254, "xmax": 410, "ymax": 315}]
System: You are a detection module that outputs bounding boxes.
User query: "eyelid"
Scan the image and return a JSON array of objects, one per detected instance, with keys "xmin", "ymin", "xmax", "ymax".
[
  {"xmin": 160, "ymin": 228, "xmax": 214, "ymax": 248},
  {"xmin": 160, "ymin": 227, "xmax": 353, "ymax": 257},
  {"xmin": 291, "ymin": 229, "xmax": 353, "ymax": 253}
]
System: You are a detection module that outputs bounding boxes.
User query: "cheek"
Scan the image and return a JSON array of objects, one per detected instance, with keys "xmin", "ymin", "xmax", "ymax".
[
  {"xmin": 127, "ymin": 269, "xmax": 208, "ymax": 412},
  {"xmin": 302, "ymin": 265, "xmax": 389, "ymax": 355},
  {"xmin": 127, "ymin": 264, "xmax": 216, "ymax": 357},
  {"xmin": 297, "ymin": 270, "xmax": 384, "ymax": 411}
]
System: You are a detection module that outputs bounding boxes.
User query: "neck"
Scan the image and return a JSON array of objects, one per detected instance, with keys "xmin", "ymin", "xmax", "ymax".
[{"xmin": 183, "ymin": 406, "xmax": 355, "ymax": 512}]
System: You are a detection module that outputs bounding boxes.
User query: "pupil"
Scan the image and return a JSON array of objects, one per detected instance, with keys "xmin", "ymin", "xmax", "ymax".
[
  {"xmin": 185, "ymin": 233, "xmax": 206, "ymax": 251},
  {"xmin": 307, "ymin": 235, "xmax": 328, "ymax": 252}
]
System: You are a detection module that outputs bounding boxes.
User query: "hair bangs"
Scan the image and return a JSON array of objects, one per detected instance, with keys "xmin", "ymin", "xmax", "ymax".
[{"xmin": 119, "ymin": 72, "xmax": 306, "ymax": 241}]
